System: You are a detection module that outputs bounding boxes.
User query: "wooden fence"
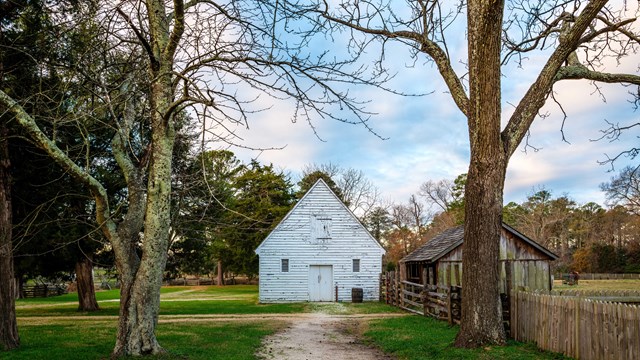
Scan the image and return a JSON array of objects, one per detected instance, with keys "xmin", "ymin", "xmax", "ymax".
[
  {"xmin": 557, "ymin": 273, "xmax": 640, "ymax": 280},
  {"xmin": 512, "ymin": 290, "xmax": 640, "ymax": 360},
  {"xmin": 22, "ymin": 284, "xmax": 67, "ymax": 298},
  {"xmin": 380, "ymin": 271, "xmax": 463, "ymax": 325}
]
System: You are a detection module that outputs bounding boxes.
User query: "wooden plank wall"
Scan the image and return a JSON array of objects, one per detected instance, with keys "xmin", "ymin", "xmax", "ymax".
[
  {"xmin": 256, "ymin": 181, "xmax": 384, "ymax": 302},
  {"xmin": 437, "ymin": 259, "xmax": 551, "ymax": 293},
  {"xmin": 512, "ymin": 291, "xmax": 640, "ymax": 360}
]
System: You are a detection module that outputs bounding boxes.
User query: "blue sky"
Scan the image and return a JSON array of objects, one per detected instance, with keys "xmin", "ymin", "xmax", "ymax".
[{"xmin": 227, "ymin": 4, "xmax": 639, "ymax": 208}]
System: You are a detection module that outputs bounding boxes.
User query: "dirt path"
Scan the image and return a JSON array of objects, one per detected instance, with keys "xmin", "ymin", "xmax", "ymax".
[{"xmin": 256, "ymin": 312, "xmax": 396, "ymax": 360}]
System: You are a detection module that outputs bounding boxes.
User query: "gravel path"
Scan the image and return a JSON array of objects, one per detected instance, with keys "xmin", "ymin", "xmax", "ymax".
[{"xmin": 256, "ymin": 312, "xmax": 396, "ymax": 360}]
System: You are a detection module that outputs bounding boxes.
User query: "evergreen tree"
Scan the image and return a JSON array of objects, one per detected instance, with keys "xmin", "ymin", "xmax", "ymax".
[{"xmin": 223, "ymin": 161, "xmax": 295, "ymax": 277}]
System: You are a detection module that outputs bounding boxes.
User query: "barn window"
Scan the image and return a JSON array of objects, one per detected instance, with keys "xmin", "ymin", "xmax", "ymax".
[
  {"xmin": 311, "ymin": 214, "xmax": 332, "ymax": 242},
  {"xmin": 281, "ymin": 259, "xmax": 289, "ymax": 272},
  {"xmin": 352, "ymin": 259, "xmax": 360, "ymax": 272}
]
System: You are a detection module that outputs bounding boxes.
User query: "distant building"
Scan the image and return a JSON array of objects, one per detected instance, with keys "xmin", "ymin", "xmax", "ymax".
[
  {"xmin": 400, "ymin": 223, "xmax": 557, "ymax": 292},
  {"xmin": 255, "ymin": 179, "xmax": 385, "ymax": 302}
]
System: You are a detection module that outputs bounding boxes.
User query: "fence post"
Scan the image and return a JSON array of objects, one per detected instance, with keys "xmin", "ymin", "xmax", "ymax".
[
  {"xmin": 422, "ymin": 268, "xmax": 428, "ymax": 316},
  {"xmin": 400, "ymin": 278, "xmax": 405, "ymax": 309},
  {"xmin": 447, "ymin": 286, "xmax": 453, "ymax": 325},
  {"xmin": 574, "ymin": 296, "xmax": 580, "ymax": 359},
  {"xmin": 393, "ymin": 271, "xmax": 400, "ymax": 307},
  {"xmin": 386, "ymin": 272, "xmax": 390, "ymax": 304}
]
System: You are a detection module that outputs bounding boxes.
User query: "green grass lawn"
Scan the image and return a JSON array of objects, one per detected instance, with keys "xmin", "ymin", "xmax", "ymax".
[
  {"xmin": 552, "ymin": 279, "xmax": 640, "ymax": 291},
  {"xmin": 363, "ymin": 316, "xmax": 568, "ymax": 360},
  {"xmin": 15, "ymin": 285, "xmax": 306, "ymax": 317},
  {"xmin": 6, "ymin": 284, "xmax": 569, "ymax": 359},
  {"xmin": 5, "ymin": 319, "xmax": 282, "ymax": 360}
]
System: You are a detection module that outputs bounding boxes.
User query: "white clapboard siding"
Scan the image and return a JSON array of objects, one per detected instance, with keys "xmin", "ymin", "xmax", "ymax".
[{"xmin": 255, "ymin": 179, "xmax": 385, "ymax": 303}]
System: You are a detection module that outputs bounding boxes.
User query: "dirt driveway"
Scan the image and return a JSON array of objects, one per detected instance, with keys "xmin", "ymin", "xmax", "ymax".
[{"xmin": 255, "ymin": 312, "xmax": 398, "ymax": 360}]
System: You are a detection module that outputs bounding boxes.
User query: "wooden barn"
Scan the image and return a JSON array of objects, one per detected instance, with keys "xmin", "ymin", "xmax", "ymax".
[
  {"xmin": 400, "ymin": 223, "xmax": 557, "ymax": 293},
  {"xmin": 255, "ymin": 179, "xmax": 385, "ymax": 303}
]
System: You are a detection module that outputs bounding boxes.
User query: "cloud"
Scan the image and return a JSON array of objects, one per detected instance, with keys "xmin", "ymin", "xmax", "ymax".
[{"xmin": 207, "ymin": 3, "xmax": 639, "ymax": 211}]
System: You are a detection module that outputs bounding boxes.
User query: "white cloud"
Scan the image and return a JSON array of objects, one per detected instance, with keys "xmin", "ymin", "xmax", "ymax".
[{"xmin": 205, "ymin": 3, "xmax": 639, "ymax": 210}]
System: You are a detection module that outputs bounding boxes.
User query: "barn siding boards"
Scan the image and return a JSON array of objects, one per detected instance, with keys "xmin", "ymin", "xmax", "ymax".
[
  {"xmin": 401, "ymin": 223, "xmax": 557, "ymax": 293},
  {"xmin": 255, "ymin": 179, "xmax": 385, "ymax": 303}
]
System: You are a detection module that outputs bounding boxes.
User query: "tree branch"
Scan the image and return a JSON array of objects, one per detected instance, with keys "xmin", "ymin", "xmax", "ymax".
[
  {"xmin": 116, "ymin": 6, "xmax": 159, "ymax": 71},
  {"xmin": 556, "ymin": 65, "xmax": 640, "ymax": 85},
  {"xmin": 165, "ymin": 0, "xmax": 184, "ymax": 59},
  {"xmin": 0, "ymin": 89, "xmax": 118, "ymax": 240},
  {"xmin": 502, "ymin": 0, "xmax": 610, "ymax": 157},
  {"xmin": 317, "ymin": 6, "xmax": 469, "ymax": 117}
]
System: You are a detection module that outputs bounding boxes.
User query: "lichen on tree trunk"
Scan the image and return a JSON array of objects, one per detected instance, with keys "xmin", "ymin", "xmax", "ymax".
[
  {"xmin": 112, "ymin": 276, "xmax": 165, "ymax": 356},
  {"xmin": 111, "ymin": 45, "xmax": 176, "ymax": 355}
]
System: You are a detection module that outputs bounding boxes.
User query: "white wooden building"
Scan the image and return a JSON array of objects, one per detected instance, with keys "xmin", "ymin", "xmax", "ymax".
[{"xmin": 255, "ymin": 179, "xmax": 385, "ymax": 303}]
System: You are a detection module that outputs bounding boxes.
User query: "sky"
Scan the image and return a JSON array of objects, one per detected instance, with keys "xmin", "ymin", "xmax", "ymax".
[{"xmin": 224, "ymin": 4, "xmax": 639, "ymax": 209}]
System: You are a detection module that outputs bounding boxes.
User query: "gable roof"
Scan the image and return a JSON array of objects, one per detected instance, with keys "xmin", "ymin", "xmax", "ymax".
[
  {"xmin": 401, "ymin": 223, "xmax": 557, "ymax": 263},
  {"xmin": 401, "ymin": 225, "xmax": 464, "ymax": 263},
  {"xmin": 255, "ymin": 178, "xmax": 385, "ymax": 254}
]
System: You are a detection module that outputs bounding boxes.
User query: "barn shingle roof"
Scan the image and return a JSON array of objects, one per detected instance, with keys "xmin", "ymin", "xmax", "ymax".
[
  {"xmin": 401, "ymin": 223, "xmax": 558, "ymax": 263},
  {"xmin": 401, "ymin": 225, "xmax": 464, "ymax": 263}
]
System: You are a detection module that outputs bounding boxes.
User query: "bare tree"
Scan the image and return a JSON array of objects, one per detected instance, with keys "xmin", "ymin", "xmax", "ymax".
[
  {"xmin": 601, "ymin": 166, "xmax": 640, "ymax": 215},
  {"xmin": 388, "ymin": 203, "xmax": 414, "ymax": 255},
  {"xmin": 302, "ymin": 163, "xmax": 382, "ymax": 218},
  {"xmin": 340, "ymin": 168, "xmax": 382, "ymax": 218},
  {"xmin": 387, "ymin": 195, "xmax": 429, "ymax": 255},
  {"xmin": 419, "ymin": 179, "xmax": 455, "ymax": 212},
  {"xmin": 406, "ymin": 194, "xmax": 428, "ymax": 238},
  {"xmin": 1, "ymin": 1, "xmax": 384, "ymax": 356},
  {"xmin": 314, "ymin": 0, "xmax": 640, "ymax": 347}
]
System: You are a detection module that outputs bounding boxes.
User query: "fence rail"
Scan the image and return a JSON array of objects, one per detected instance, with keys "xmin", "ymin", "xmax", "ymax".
[
  {"xmin": 512, "ymin": 291, "xmax": 640, "ymax": 360},
  {"xmin": 22, "ymin": 284, "xmax": 67, "ymax": 298},
  {"xmin": 549, "ymin": 289, "xmax": 640, "ymax": 298},
  {"xmin": 382, "ymin": 272, "xmax": 640, "ymax": 360},
  {"xmin": 380, "ymin": 271, "xmax": 464, "ymax": 326},
  {"xmin": 557, "ymin": 273, "xmax": 640, "ymax": 280}
]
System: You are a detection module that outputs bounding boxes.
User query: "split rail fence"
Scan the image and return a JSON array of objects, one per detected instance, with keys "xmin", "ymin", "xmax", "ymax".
[
  {"xmin": 381, "ymin": 271, "xmax": 463, "ymax": 326},
  {"xmin": 21, "ymin": 284, "xmax": 68, "ymax": 298}
]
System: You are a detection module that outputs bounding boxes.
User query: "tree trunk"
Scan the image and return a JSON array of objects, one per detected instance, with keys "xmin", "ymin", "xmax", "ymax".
[
  {"xmin": 112, "ymin": 270, "xmax": 165, "ymax": 357},
  {"xmin": 111, "ymin": 161, "xmax": 173, "ymax": 356},
  {"xmin": 75, "ymin": 255, "xmax": 99, "ymax": 312},
  {"xmin": 15, "ymin": 278, "xmax": 24, "ymax": 300},
  {"xmin": 217, "ymin": 260, "xmax": 223, "ymax": 286},
  {"xmin": 454, "ymin": 0, "xmax": 507, "ymax": 348},
  {"xmin": 0, "ymin": 124, "xmax": 19, "ymax": 351},
  {"xmin": 111, "ymin": 51, "xmax": 176, "ymax": 356}
]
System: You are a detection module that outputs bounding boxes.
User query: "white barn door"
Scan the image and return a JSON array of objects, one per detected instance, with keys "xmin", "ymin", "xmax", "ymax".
[{"xmin": 308, "ymin": 265, "xmax": 333, "ymax": 301}]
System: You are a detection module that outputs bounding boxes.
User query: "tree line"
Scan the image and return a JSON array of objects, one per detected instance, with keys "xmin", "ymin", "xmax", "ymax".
[{"xmin": 376, "ymin": 169, "xmax": 640, "ymax": 276}]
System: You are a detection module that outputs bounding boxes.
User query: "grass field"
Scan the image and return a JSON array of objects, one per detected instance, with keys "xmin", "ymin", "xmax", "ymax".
[
  {"xmin": 10, "ymin": 319, "xmax": 282, "ymax": 360},
  {"xmin": 552, "ymin": 279, "xmax": 640, "ymax": 291},
  {"xmin": 14, "ymin": 285, "xmax": 307, "ymax": 317},
  {"xmin": 364, "ymin": 316, "xmax": 567, "ymax": 360},
  {"xmin": 4, "ymin": 284, "xmax": 572, "ymax": 359}
]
